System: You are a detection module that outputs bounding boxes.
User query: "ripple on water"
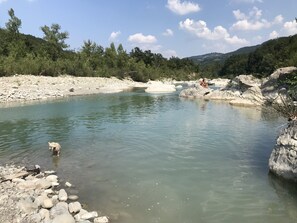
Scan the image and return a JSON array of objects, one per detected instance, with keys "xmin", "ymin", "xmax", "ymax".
[{"xmin": 0, "ymin": 93, "xmax": 293, "ymax": 223}]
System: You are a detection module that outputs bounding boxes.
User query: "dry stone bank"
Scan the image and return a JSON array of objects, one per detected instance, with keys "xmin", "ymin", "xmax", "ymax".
[{"xmin": 0, "ymin": 165, "xmax": 109, "ymax": 223}]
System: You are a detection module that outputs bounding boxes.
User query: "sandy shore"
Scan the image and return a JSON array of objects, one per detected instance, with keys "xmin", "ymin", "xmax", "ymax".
[{"xmin": 0, "ymin": 75, "xmax": 149, "ymax": 105}]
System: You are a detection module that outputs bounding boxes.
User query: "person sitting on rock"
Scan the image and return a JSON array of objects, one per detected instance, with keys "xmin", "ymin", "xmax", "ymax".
[{"xmin": 200, "ymin": 78, "xmax": 208, "ymax": 88}]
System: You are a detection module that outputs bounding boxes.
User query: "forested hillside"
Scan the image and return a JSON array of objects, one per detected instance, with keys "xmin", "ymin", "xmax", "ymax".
[
  {"xmin": 189, "ymin": 34, "xmax": 297, "ymax": 79},
  {"xmin": 0, "ymin": 9, "xmax": 199, "ymax": 82}
]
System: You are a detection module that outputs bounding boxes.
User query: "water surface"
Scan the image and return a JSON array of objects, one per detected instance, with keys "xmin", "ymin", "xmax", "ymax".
[{"xmin": 0, "ymin": 90, "xmax": 296, "ymax": 223}]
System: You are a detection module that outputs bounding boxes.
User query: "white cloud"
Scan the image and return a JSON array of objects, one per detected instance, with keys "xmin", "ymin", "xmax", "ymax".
[
  {"xmin": 128, "ymin": 33, "xmax": 157, "ymax": 44},
  {"xmin": 231, "ymin": 7, "xmax": 283, "ymax": 31},
  {"xmin": 269, "ymin": 31, "xmax": 279, "ymax": 39},
  {"xmin": 0, "ymin": 0, "xmax": 8, "ymax": 3},
  {"xmin": 273, "ymin": 15, "xmax": 284, "ymax": 24},
  {"xmin": 179, "ymin": 18, "xmax": 249, "ymax": 45},
  {"xmin": 109, "ymin": 31, "xmax": 121, "ymax": 42},
  {"xmin": 166, "ymin": 0, "xmax": 200, "ymax": 15},
  {"xmin": 283, "ymin": 20, "xmax": 297, "ymax": 35},
  {"xmin": 231, "ymin": 0, "xmax": 263, "ymax": 3},
  {"xmin": 128, "ymin": 33, "xmax": 160, "ymax": 54},
  {"xmin": 233, "ymin": 10, "xmax": 247, "ymax": 20},
  {"xmin": 231, "ymin": 19, "xmax": 270, "ymax": 30},
  {"xmin": 162, "ymin": 28, "xmax": 174, "ymax": 36}
]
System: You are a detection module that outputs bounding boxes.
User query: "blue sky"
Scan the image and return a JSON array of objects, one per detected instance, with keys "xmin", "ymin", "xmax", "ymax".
[{"xmin": 0, "ymin": 0, "xmax": 296, "ymax": 58}]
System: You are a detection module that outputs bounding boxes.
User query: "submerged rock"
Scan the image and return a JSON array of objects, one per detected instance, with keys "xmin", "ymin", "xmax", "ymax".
[{"xmin": 269, "ymin": 120, "xmax": 297, "ymax": 180}]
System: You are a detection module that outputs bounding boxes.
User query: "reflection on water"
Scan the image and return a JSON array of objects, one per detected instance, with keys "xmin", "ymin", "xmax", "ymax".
[
  {"xmin": 0, "ymin": 91, "xmax": 295, "ymax": 223},
  {"xmin": 268, "ymin": 173, "xmax": 297, "ymax": 220}
]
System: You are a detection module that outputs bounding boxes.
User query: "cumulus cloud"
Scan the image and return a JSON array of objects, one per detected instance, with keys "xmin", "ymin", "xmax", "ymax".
[
  {"xmin": 233, "ymin": 9, "xmax": 247, "ymax": 20},
  {"xmin": 109, "ymin": 31, "xmax": 121, "ymax": 42},
  {"xmin": 128, "ymin": 33, "xmax": 157, "ymax": 44},
  {"xmin": 128, "ymin": 33, "xmax": 160, "ymax": 53},
  {"xmin": 162, "ymin": 28, "xmax": 174, "ymax": 36},
  {"xmin": 166, "ymin": 0, "xmax": 200, "ymax": 15},
  {"xmin": 273, "ymin": 15, "xmax": 284, "ymax": 24},
  {"xmin": 283, "ymin": 20, "xmax": 297, "ymax": 35},
  {"xmin": 269, "ymin": 31, "xmax": 279, "ymax": 39},
  {"xmin": 231, "ymin": 7, "xmax": 283, "ymax": 31},
  {"xmin": 179, "ymin": 18, "xmax": 249, "ymax": 45}
]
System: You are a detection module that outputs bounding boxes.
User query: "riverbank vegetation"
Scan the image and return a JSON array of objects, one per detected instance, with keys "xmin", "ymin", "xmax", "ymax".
[
  {"xmin": 0, "ymin": 9, "xmax": 199, "ymax": 82},
  {"xmin": 0, "ymin": 8, "xmax": 296, "ymax": 87}
]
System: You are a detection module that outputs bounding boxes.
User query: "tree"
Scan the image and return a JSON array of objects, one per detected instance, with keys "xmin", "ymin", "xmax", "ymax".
[
  {"xmin": 104, "ymin": 43, "xmax": 117, "ymax": 68},
  {"xmin": 5, "ymin": 8, "xmax": 22, "ymax": 34},
  {"xmin": 80, "ymin": 40, "xmax": 104, "ymax": 70},
  {"xmin": 117, "ymin": 44, "xmax": 128, "ymax": 69},
  {"xmin": 41, "ymin": 23, "xmax": 69, "ymax": 49}
]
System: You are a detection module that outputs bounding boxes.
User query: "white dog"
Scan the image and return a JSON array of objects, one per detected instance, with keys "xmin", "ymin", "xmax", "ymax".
[{"xmin": 48, "ymin": 142, "xmax": 61, "ymax": 156}]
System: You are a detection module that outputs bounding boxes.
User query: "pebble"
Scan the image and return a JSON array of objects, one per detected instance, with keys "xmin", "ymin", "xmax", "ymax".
[{"xmin": 58, "ymin": 189, "xmax": 68, "ymax": 201}]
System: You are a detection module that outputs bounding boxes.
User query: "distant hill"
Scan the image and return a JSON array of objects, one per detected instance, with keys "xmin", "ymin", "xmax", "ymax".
[
  {"xmin": 187, "ymin": 34, "xmax": 297, "ymax": 78},
  {"xmin": 187, "ymin": 45, "xmax": 260, "ymax": 65}
]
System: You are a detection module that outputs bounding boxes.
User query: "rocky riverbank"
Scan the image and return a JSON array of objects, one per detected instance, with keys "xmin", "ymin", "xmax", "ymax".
[
  {"xmin": 269, "ymin": 120, "xmax": 297, "ymax": 181},
  {"xmin": 0, "ymin": 75, "xmax": 149, "ymax": 105},
  {"xmin": 180, "ymin": 66, "xmax": 297, "ymax": 107},
  {"xmin": 0, "ymin": 75, "xmax": 185, "ymax": 106},
  {"xmin": 0, "ymin": 164, "xmax": 108, "ymax": 223}
]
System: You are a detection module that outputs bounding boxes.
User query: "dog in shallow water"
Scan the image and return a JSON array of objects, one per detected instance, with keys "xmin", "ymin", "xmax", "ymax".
[{"xmin": 48, "ymin": 142, "xmax": 61, "ymax": 156}]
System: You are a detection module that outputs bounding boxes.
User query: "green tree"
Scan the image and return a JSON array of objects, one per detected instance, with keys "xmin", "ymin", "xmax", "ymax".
[
  {"xmin": 40, "ymin": 23, "xmax": 69, "ymax": 60},
  {"xmin": 41, "ymin": 24, "xmax": 69, "ymax": 49},
  {"xmin": 5, "ymin": 8, "xmax": 22, "ymax": 34},
  {"xmin": 80, "ymin": 40, "xmax": 104, "ymax": 70},
  {"xmin": 104, "ymin": 42, "xmax": 117, "ymax": 68},
  {"xmin": 117, "ymin": 44, "xmax": 128, "ymax": 69}
]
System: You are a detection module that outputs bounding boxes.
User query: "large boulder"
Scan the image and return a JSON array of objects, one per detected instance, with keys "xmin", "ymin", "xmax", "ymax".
[
  {"xmin": 234, "ymin": 75, "xmax": 262, "ymax": 88},
  {"xmin": 208, "ymin": 78, "xmax": 230, "ymax": 88},
  {"xmin": 179, "ymin": 85, "xmax": 212, "ymax": 98},
  {"xmin": 229, "ymin": 86, "xmax": 264, "ymax": 106},
  {"xmin": 145, "ymin": 81, "xmax": 176, "ymax": 93},
  {"xmin": 261, "ymin": 66, "xmax": 297, "ymax": 102},
  {"xmin": 269, "ymin": 120, "xmax": 297, "ymax": 180}
]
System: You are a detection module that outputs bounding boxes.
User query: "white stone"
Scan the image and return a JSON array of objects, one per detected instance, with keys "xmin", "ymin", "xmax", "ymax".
[
  {"xmin": 58, "ymin": 189, "xmax": 68, "ymax": 201},
  {"xmin": 94, "ymin": 216, "xmax": 109, "ymax": 223},
  {"xmin": 39, "ymin": 208, "xmax": 50, "ymax": 220},
  {"xmin": 81, "ymin": 211, "xmax": 98, "ymax": 220},
  {"xmin": 42, "ymin": 198, "xmax": 54, "ymax": 209},
  {"xmin": 35, "ymin": 179, "xmax": 52, "ymax": 189},
  {"xmin": 68, "ymin": 195, "xmax": 79, "ymax": 201},
  {"xmin": 68, "ymin": 201, "xmax": 82, "ymax": 213},
  {"xmin": 65, "ymin": 181, "xmax": 72, "ymax": 187},
  {"xmin": 145, "ymin": 81, "xmax": 176, "ymax": 93},
  {"xmin": 52, "ymin": 213, "xmax": 75, "ymax": 223},
  {"xmin": 50, "ymin": 202, "xmax": 69, "ymax": 217},
  {"xmin": 46, "ymin": 175, "xmax": 58, "ymax": 183}
]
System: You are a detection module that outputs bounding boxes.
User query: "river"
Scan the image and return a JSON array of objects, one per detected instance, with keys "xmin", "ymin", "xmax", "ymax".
[{"xmin": 0, "ymin": 89, "xmax": 296, "ymax": 223}]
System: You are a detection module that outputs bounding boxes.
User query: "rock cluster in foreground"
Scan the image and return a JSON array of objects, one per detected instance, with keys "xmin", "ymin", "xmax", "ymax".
[
  {"xmin": 0, "ymin": 165, "xmax": 108, "ymax": 223},
  {"xmin": 269, "ymin": 120, "xmax": 297, "ymax": 181}
]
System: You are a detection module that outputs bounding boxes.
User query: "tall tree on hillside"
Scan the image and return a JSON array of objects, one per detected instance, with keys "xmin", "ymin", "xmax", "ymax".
[
  {"xmin": 5, "ymin": 8, "xmax": 22, "ymax": 34},
  {"xmin": 40, "ymin": 23, "xmax": 69, "ymax": 49}
]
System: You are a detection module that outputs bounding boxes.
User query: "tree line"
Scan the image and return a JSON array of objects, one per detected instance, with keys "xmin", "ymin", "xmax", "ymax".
[{"xmin": 0, "ymin": 8, "xmax": 199, "ymax": 82}]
